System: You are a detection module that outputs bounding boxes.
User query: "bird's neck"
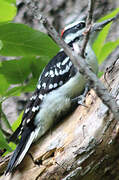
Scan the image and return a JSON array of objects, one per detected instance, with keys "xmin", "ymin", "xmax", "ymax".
[
  {"xmin": 68, "ymin": 40, "xmax": 98, "ymax": 75},
  {"xmin": 85, "ymin": 42, "xmax": 98, "ymax": 75}
]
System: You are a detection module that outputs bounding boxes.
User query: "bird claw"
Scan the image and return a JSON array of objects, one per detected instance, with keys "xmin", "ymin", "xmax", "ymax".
[
  {"xmin": 78, "ymin": 97, "xmax": 88, "ymax": 107},
  {"xmin": 73, "ymin": 95, "xmax": 88, "ymax": 108}
]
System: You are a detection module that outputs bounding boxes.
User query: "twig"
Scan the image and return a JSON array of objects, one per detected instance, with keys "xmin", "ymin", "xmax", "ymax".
[
  {"xmin": 81, "ymin": 0, "xmax": 95, "ymax": 57},
  {"xmin": 25, "ymin": 1, "xmax": 119, "ymax": 121},
  {"xmin": 37, "ymin": 15, "xmax": 119, "ymax": 121},
  {"xmin": 73, "ymin": 43, "xmax": 119, "ymax": 119}
]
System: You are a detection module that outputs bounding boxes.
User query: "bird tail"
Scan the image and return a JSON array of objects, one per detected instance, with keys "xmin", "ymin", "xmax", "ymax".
[{"xmin": 5, "ymin": 127, "xmax": 35, "ymax": 175}]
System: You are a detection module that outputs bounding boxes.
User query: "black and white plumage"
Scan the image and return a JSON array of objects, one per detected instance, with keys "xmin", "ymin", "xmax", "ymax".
[{"xmin": 5, "ymin": 20, "xmax": 99, "ymax": 174}]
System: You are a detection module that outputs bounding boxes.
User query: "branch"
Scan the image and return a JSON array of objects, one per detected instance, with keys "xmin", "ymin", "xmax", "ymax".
[
  {"xmin": 1, "ymin": 61, "xmax": 119, "ymax": 179},
  {"xmin": 25, "ymin": 1, "xmax": 119, "ymax": 120},
  {"xmin": 37, "ymin": 17, "xmax": 119, "ymax": 122},
  {"xmin": 80, "ymin": 0, "xmax": 95, "ymax": 57}
]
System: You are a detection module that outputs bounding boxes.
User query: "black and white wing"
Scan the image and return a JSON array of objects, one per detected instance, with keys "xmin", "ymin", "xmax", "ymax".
[{"xmin": 9, "ymin": 50, "xmax": 76, "ymax": 142}]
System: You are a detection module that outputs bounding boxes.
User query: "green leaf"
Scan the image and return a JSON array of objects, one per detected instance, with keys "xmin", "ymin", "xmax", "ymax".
[
  {"xmin": 98, "ymin": 39, "xmax": 119, "ymax": 64},
  {"xmin": 0, "ymin": 57, "xmax": 50, "ymax": 94},
  {"xmin": 98, "ymin": 7, "xmax": 119, "ymax": 22},
  {"xmin": 0, "ymin": 128, "xmax": 12, "ymax": 151},
  {"xmin": 4, "ymin": 0, "xmax": 16, "ymax": 4},
  {"xmin": 98, "ymin": 71, "xmax": 104, "ymax": 78},
  {"xmin": 0, "ymin": 103, "xmax": 12, "ymax": 131},
  {"xmin": 5, "ymin": 86, "xmax": 23, "ymax": 97},
  {"xmin": 0, "ymin": 40, "xmax": 3, "ymax": 50},
  {"xmin": 0, "ymin": 58, "xmax": 33, "ymax": 84},
  {"xmin": 5, "ymin": 79, "xmax": 37, "ymax": 97},
  {"xmin": 0, "ymin": 74, "xmax": 9, "ymax": 95},
  {"xmin": 93, "ymin": 23, "xmax": 112, "ymax": 58},
  {"xmin": 22, "ymin": 78, "xmax": 37, "ymax": 92},
  {"xmin": 0, "ymin": 23, "xmax": 59, "ymax": 57},
  {"xmin": 9, "ymin": 141, "xmax": 16, "ymax": 150},
  {"xmin": 31, "ymin": 56, "xmax": 50, "ymax": 78},
  {"xmin": 0, "ymin": 0, "xmax": 17, "ymax": 22},
  {"xmin": 12, "ymin": 111, "xmax": 23, "ymax": 131},
  {"xmin": 93, "ymin": 8, "xmax": 119, "ymax": 62},
  {"xmin": 3, "ymin": 142, "xmax": 16, "ymax": 156}
]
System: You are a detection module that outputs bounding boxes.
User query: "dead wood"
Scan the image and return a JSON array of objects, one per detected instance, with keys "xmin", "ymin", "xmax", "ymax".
[{"xmin": 1, "ymin": 59, "xmax": 119, "ymax": 180}]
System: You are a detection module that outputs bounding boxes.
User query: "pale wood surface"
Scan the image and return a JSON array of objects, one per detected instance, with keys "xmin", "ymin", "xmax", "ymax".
[{"xmin": 1, "ymin": 59, "xmax": 119, "ymax": 180}]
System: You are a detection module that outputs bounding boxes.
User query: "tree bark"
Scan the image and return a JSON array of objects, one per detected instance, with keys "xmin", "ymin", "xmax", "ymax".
[{"xmin": 1, "ymin": 59, "xmax": 119, "ymax": 180}]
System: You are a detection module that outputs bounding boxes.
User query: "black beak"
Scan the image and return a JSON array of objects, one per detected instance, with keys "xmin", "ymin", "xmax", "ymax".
[{"xmin": 91, "ymin": 14, "xmax": 119, "ymax": 32}]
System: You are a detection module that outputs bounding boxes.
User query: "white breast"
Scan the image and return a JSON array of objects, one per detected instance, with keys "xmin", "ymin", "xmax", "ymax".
[{"xmin": 34, "ymin": 44, "xmax": 98, "ymax": 141}]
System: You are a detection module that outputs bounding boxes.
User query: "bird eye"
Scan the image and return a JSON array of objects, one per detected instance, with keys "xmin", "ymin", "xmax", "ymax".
[{"xmin": 76, "ymin": 22, "xmax": 85, "ymax": 29}]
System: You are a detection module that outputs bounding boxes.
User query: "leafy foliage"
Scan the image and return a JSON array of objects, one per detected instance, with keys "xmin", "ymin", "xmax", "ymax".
[
  {"xmin": 0, "ymin": 4, "xmax": 119, "ymax": 153},
  {"xmin": 0, "ymin": 23, "xmax": 59, "ymax": 57},
  {"xmin": 0, "ymin": 74, "xmax": 9, "ymax": 95},
  {"xmin": 0, "ymin": 128, "xmax": 12, "ymax": 151},
  {"xmin": 93, "ymin": 8, "xmax": 119, "ymax": 65},
  {"xmin": 0, "ymin": 0, "xmax": 16, "ymax": 22}
]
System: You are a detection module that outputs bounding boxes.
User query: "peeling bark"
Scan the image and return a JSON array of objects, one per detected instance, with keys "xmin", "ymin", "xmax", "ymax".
[{"xmin": 1, "ymin": 59, "xmax": 119, "ymax": 180}]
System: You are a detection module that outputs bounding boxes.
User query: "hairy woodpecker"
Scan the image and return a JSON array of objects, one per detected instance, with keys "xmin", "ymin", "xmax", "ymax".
[{"xmin": 5, "ymin": 19, "xmax": 112, "ymax": 174}]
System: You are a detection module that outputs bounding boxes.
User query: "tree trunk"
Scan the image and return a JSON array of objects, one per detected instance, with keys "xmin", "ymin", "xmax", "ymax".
[
  {"xmin": 1, "ymin": 1, "xmax": 119, "ymax": 179},
  {"xmin": 1, "ymin": 59, "xmax": 119, "ymax": 180}
]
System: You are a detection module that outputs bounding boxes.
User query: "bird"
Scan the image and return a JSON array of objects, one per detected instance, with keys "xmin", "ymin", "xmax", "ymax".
[{"xmin": 5, "ymin": 18, "xmax": 112, "ymax": 174}]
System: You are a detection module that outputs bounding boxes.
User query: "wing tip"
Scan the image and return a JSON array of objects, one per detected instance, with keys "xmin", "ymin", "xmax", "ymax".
[
  {"xmin": 5, "ymin": 154, "xmax": 17, "ymax": 175},
  {"xmin": 5, "ymin": 128, "xmax": 35, "ymax": 175}
]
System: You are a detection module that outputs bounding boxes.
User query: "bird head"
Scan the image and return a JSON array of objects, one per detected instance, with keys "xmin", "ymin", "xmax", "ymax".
[{"xmin": 61, "ymin": 17, "xmax": 116, "ymax": 45}]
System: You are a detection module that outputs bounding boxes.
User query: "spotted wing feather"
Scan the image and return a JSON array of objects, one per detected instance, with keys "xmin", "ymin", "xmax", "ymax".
[{"xmin": 9, "ymin": 51, "xmax": 76, "ymax": 142}]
